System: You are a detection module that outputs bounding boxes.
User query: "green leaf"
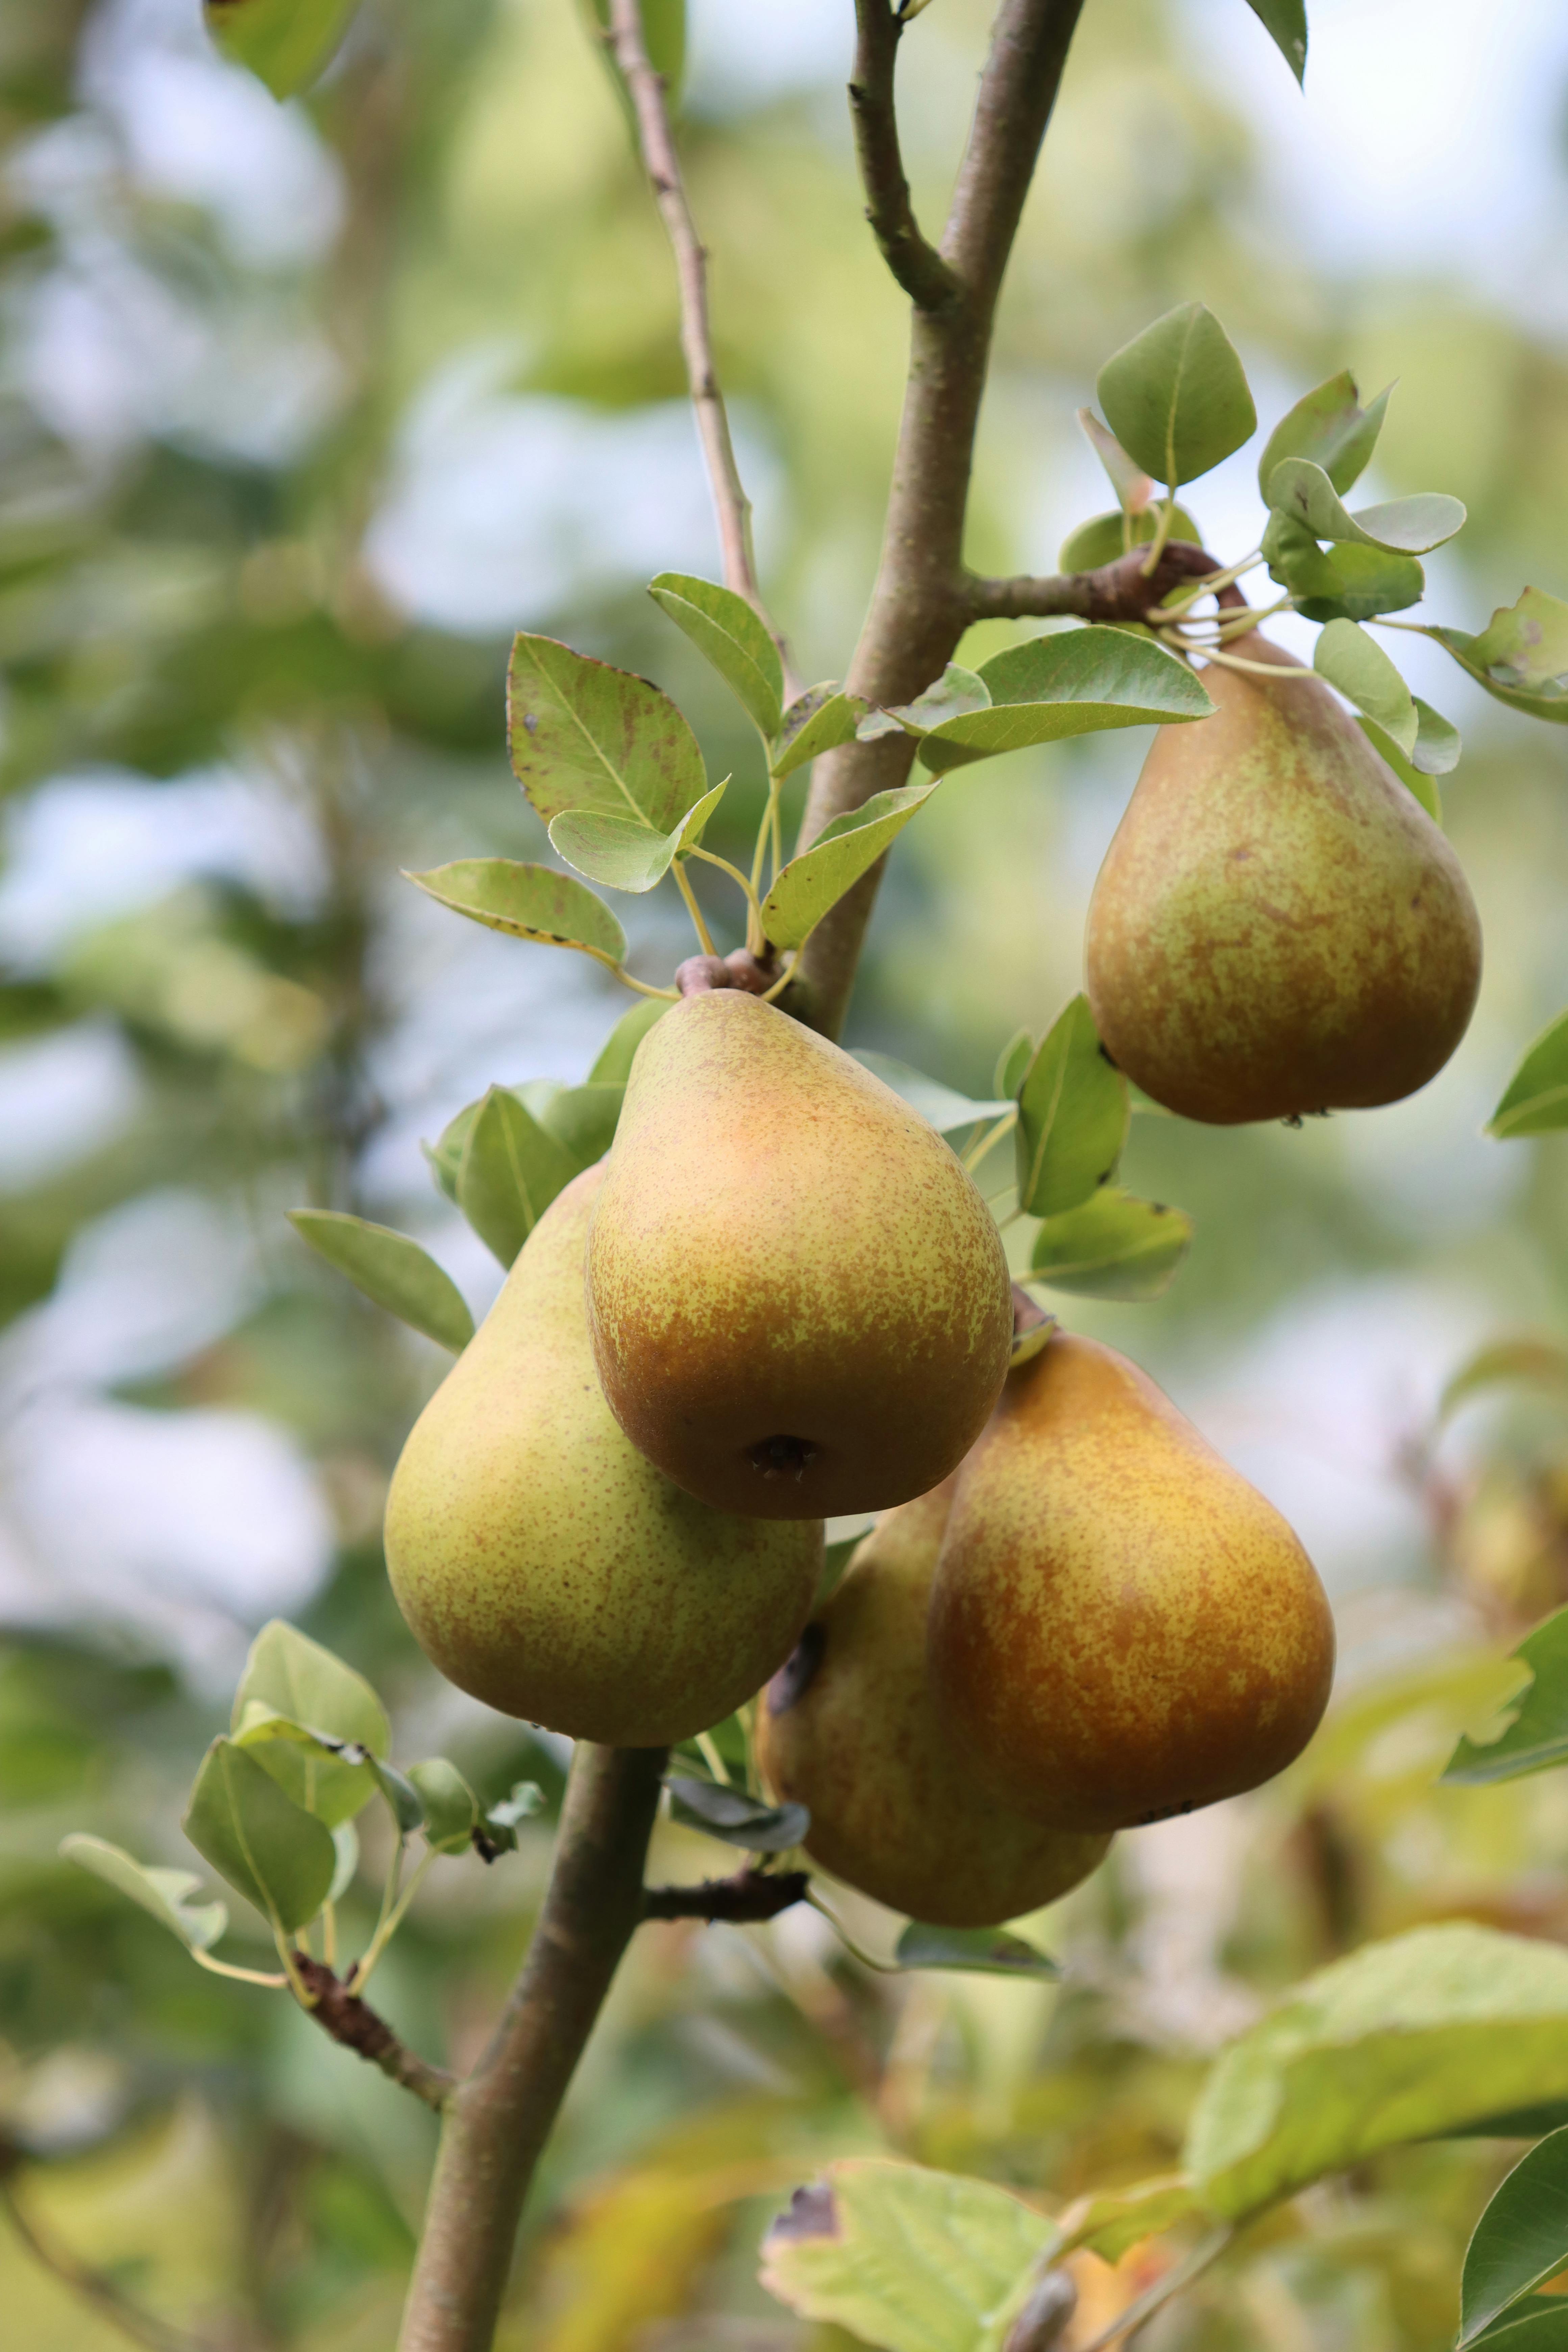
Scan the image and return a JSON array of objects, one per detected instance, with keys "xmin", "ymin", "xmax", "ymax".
[
  {"xmin": 328, "ymin": 1822, "xmax": 358, "ymax": 1903},
  {"xmin": 1096, "ymin": 303, "xmax": 1257, "ymax": 488},
  {"xmin": 456, "ymin": 1085, "xmax": 577, "ymax": 1268},
  {"xmin": 1029, "ymin": 1188, "xmax": 1193, "ymax": 1302},
  {"xmin": 590, "ymin": 997, "xmax": 669, "ymax": 1083},
  {"xmin": 760, "ymin": 2159, "xmax": 1059, "ymax": 2352},
  {"xmin": 761, "ymin": 783, "xmax": 938, "ymax": 952},
  {"xmin": 229, "ymin": 1628, "xmax": 388, "ymax": 1829},
  {"xmin": 1443, "ymin": 1608, "xmax": 1568, "ymax": 1786},
  {"xmin": 480, "ymin": 1779, "xmax": 546, "ymax": 1853},
  {"xmin": 60, "ymin": 1835, "xmax": 227, "ymax": 1955},
  {"xmin": 1078, "ymin": 408, "xmax": 1156, "ymax": 513},
  {"xmin": 203, "ymin": 0, "xmax": 359, "ymax": 98},
  {"xmin": 288, "ymin": 1211, "xmax": 474, "ymax": 1354},
  {"xmin": 1242, "ymin": 0, "xmax": 1307, "ymax": 82},
  {"xmin": 405, "ymin": 860, "xmax": 629, "ymax": 969},
  {"xmin": 547, "ymin": 779, "xmax": 727, "ymax": 895},
  {"xmin": 1062, "ymin": 2177, "xmax": 1200, "ymax": 2263},
  {"xmin": 1058, "ymin": 506, "xmax": 1202, "ymax": 571},
  {"xmin": 1293, "ymin": 540, "xmax": 1426, "ymax": 624},
  {"xmin": 894, "ymin": 1923, "xmax": 1059, "ymax": 1979},
  {"xmin": 1472, "ymin": 2301, "xmax": 1568, "ymax": 2349},
  {"xmin": 231, "ymin": 1706, "xmax": 379, "ymax": 1830},
  {"xmin": 1186, "ymin": 1924, "xmax": 1568, "ymax": 2223},
  {"xmin": 407, "ymin": 1760, "xmax": 479, "ymax": 1854},
  {"xmin": 649, "ymin": 572, "xmax": 783, "ymax": 738},
  {"xmin": 1440, "ymin": 1340, "xmax": 1568, "ymax": 1423},
  {"xmin": 1313, "ymin": 619, "xmax": 1418, "ymax": 757},
  {"xmin": 995, "ymin": 1030, "xmax": 1033, "ymax": 1100},
  {"xmin": 1015, "ymin": 995, "xmax": 1128, "ymax": 1218},
  {"xmin": 769, "ymin": 685, "xmax": 865, "ymax": 781},
  {"xmin": 183, "ymin": 1738, "xmax": 337, "ymax": 1934},
  {"xmin": 907, "ymin": 628, "xmax": 1213, "ymax": 774},
  {"xmin": 859, "ymin": 664, "xmax": 992, "ymax": 741},
  {"xmin": 1462, "ymin": 2127, "xmax": 1568, "ymax": 2345},
  {"xmin": 1258, "ymin": 372, "xmax": 1389, "ymax": 499},
  {"xmin": 370, "ymin": 1758, "xmax": 426, "ymax": 1836},
  {"xmin": 1267, "ymin": 458, "xmax": 1466, "ymax": 554},
  {"xmin": 1357, "ymin": 718, "xmax": 1441, "ymax": 823},
  {"xmin": 1470, "ymin": 586, "xmax": 1568, "ymax": 691},
  {"xmin": 666, "ymin": 1774, "xmax": 807, "ymax": 1854},
  {"xmin": 1490, "ymin": 1011, "xmax": 1568, "ymax": 1138},
  {"xmin": 540, "ymin": 1081, "xmax": 623, "ymax": 1171},
  {"xmin": 1421, "ymin": 590, "xmax": 1568, "ymax": 724},
  {"xmin": 1412, "ymin": 697, "xmax": 1462, "ymax": 775},
  {"xmin": 850, "ymin": 1052, "xmax": 1011, "ymax": 1135},
  {"xmin": 508, "ymin": 633, "xmax": 706, "ymax": 845},
  {"xmin": 234, "ymin": 1621, "xmax": 390, "ymax": 1756}
]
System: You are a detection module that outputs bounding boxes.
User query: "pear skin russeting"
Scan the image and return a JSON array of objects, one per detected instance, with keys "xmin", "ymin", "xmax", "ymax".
[
  {"xmin": 757, "ymin": 1482, "xmax": 1112, "ymax": 1928},
  {"xmin": 382, "ymin": 1165, "xmax": 822, "ymax": 1746},
  {"xmin": 585, "ymin": 990, "xmax": 1014, "ymax": 1520},
  {"xmin": 1084, "ymin": 637, "xmax": 1482, "ymax": 1125},
  {"xmin": 927, "ymin": 1332, "xmax": 1334, "ymax": 1833}
]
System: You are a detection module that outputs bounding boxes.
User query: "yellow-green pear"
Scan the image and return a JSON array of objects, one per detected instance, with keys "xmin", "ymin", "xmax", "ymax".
[
  {"xmin": 585, "ymin": 990, "xmax": 1013, "ymax": 1520},
  {"xmin": 756, "ymin": 1482, "xmax": 1111, "ymax": 1928},
  {"xmin": 383, "ymin": 1165, "xmax": 821, "ymax": 1747},
  {"xmin": 1084, "ymin": 637, "xmax": 1481, "ymax": 1123},
  {"xmin": 928, "ymin": 1333, "xmax": 1334, "ymax": 1832}
]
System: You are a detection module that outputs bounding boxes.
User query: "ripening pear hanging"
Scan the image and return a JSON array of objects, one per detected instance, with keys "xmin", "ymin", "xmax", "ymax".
[
  {"xmin": 382, "ymin": 1165, "xmax": 821, "ymax": 1747},
  {"xmin": 927, "ymin": 1333, "xmax": 1334, "ymax": 1833},
  {"xmin": 756, "ymin": 1481, "xmax": 1111, "ymax": 1927},
  {"xmin": 1084, "ymin": 638, "xmax": 1482, "ymax": 1124},
  {"xmin": 585, "ymin": 990, "xmax": 1014, "ymax": 1519}
]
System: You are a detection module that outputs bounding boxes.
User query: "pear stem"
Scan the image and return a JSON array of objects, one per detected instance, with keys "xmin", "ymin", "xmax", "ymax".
[
  {"xmin": 672, "ymin": 861, "xmax": 719, "ymax": 957},
  {"xmin": 1196, "ymin": 644, "xmax": 1318, "ymax": 682}
]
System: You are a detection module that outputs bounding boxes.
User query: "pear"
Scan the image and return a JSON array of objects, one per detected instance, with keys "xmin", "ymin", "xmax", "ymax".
[
  {"xmin": 585, "ymin": 990, "xmax": 1014, "ymax": 1520},
  {"xmin": 1084, "ymin": 637, "xmax": 1481, "ymax": 1123},
  {"xmin": 756, "ymin": 1483, "xmax": 1111, "ymax": 1928},
  {"xmin": 383, "ymin": 1165, "xmax": 821, "ymax": 1747},
  {"xmin": 927, "ymin": 1333, "xmax": 1334, "ymax": 1833}
]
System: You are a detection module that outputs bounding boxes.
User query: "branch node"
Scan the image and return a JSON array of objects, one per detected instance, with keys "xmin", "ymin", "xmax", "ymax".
[{"xmin": 292, "ymin": 1953, "xmax": 454, "ymax": 2110}]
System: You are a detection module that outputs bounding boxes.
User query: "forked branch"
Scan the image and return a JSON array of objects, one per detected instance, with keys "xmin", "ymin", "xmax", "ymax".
[
  {"xmin": 791, "ymin": 0, "xmax": 1088, "ymax": 1040},
  {"xmin": 850, "ymin": 2, "xmax": 959, "ymax": 309}
]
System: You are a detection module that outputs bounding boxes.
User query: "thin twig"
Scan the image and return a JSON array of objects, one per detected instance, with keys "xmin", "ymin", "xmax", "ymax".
[
  {"xmin": 604, "ymin": 0, "xmax": 797, "ymax": 692},
  {"xmin": 850, "ymin": 1, "xmax": 960, "ymax": 309},
  {"xmin": 0, "ymin": 2167, "xmax": 217, "ymax": 2352},
  {"xmin": 292, "ymin": 1954, "xmax": 454, "ymax": 2111},
  {"xmin": 644, "ymin": 1867, "xmax": 810, "ymax": 1923},
  {"xmin": 1071, "ymin": 2226, "xmax": 1234, "ymax": 2352}
]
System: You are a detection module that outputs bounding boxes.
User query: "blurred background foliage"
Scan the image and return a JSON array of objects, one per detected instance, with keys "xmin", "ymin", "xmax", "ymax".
[{"xmin": 3, "ymin": 0, "xmax": 1568, "ymax": 2344}]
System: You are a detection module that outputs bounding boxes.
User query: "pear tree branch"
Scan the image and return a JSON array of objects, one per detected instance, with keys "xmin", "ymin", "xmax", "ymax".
[
  {"xmin": 963, "ymin": 541, "xmax": 1240, "ymax": 624},
  {"xmin": 790, "ymin": 0, "xmax": 1088, "ymax": 1040},
  {"xmin": 292, "ymin": 1954, "xmax": 455, "ymax": 2110},
  {"xmin": 395, "ymin": 1743, "xmax": 667, "ymax": 2352},
  {"xmin": 644, "ymin": 1866, "xmax": 811, "ymax": 1922},
  {"xmin": 604, "ymin": 0, "xmax": 795, "ymax": 686},
  {"xmin": 850, "ymin": 1, "xmax": 960, "ymax": 309}
]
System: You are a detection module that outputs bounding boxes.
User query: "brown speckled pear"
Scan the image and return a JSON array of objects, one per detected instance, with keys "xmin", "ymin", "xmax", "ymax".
[
  {"xmin": 928, "ymin": 1333, "xmax": 1334, "ymax": 1833},
  {"xmin": 584, "ymin": 990, "xmax": 1014, "ymax": 1520},
  {"xmin": 382, "ymin": 1165, "xmax": 820, "ymax": 1747},
  {"xmin": 756, "ymin": 1482, "xmax": 1111, "ymax": 1927},
  {"xmin": 1084, "ymin": 637, "xmax": 1481, "ymax": 1124}
]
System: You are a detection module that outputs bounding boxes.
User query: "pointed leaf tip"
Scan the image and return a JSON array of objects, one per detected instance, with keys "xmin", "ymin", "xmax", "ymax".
[{"xmin": 289, "ymin": 1210, "xmax": 474, "ymax": 1353}]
